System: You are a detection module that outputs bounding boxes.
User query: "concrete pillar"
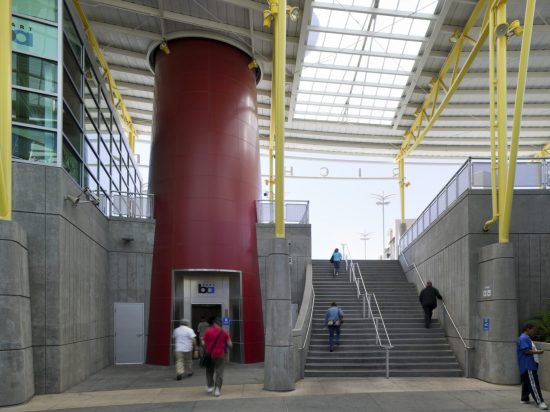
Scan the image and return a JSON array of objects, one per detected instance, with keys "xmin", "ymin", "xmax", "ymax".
[
  {"xmin": 476, "ymin": 242, "xmax": 519, "ymax": 384},
  {"xmin": 0, "ymin": 221, "xmax": 34, "ymax": 406},
  {"xmin": 264, "ymin": 238, "xmax": 295, "ymax": 391}
]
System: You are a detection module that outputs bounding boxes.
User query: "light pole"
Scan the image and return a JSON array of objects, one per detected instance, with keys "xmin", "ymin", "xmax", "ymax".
[
  {"xmin": 357, "ymin": 231, "xmax": 373, "ymax": 260},
  {"xmin": 372, "ymin": 192, "xmax": 395, "ymax": 259}
]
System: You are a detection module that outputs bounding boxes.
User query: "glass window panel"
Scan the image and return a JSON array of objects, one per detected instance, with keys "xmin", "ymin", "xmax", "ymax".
[
  {"xmin": 63, "ymin": 106, "xmax": 82, "ymax": 154},
  {"xmin": 63, "ymin": 71, "xmax": 82, "ymax": 123},
  {"xmin": 62, "ymin": 141, "xmax": 82, "ymax": 184},
  {"xmin": 63, "ymin": 6, "xmax": 82, "ymax": 64},
  {"xmin": 112, "ymin": 144, "xmax": 121, "ymax": 170},
  {"xmin": 12, "ymin": 52, "xmax": 57, "ymax": 93},
  {"xmin": 84, "ymin": 55, "xmax": 99, "ymax": 100},
  {"xmin": 84, "ymin": 85, "xmax": 99, "ymax": 126},
  {"xmin": 63, "ymin": 37, "xmax": 82, "ymax": 94},
  {"xmin": 112, "ymin": 124, "xmax": 122, "ymax": 151},
  {"xmin": 99, "ymin": 93, "xmax": 112, "ymax": 132},
  {"xmin": 84, "ymin": 111, "xmax": 99, "ymax": 151},
  {"xmin": 12, "ymin": 125, "xmax": 56, "ymax": 163},
  {"xmin": 84, "ymin": 167, "xmax": 98, "ymax": 194},
  {"xmin": 99, "ymin": 163, "xmax": 110, "ymax": 193},
  {"xmin": 12, "ymin": 16, "xmax": 57, "ymax": 60},
  {"xmin": 12, "ymin": 88, "xmax": 57, "ymax": 128},
  {"xmin": 13, "ymin": 0, "xmax": 58, "ymax": 22},
  {"xmin": 83, "ymin": 139, "xmax": 98, "ymax": 179},
  {"xmin": 99, "ymin": 137, "xmax": 110, "ymax": 166},
  {"xmin": 111, "ymin": 165, "xmax": 120, "ymax": 192}
]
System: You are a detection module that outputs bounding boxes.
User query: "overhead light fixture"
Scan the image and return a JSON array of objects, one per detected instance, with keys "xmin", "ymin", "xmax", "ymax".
[
  {"xmin": 287, "ymin": 6, "xmax": 300, "ymax": 22},
  {"xmin": 65, "ymin": 187, "xmax": 101, "ymax": 207}
]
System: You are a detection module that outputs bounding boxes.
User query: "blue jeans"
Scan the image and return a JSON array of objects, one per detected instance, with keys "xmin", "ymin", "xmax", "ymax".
[
  {"xmin": 328, "ymin": 325, "xmax": 341, "ymax": 350},
  {"xmin": 333, "ymin": 261, "xmax": 340, "ymax": 275}
]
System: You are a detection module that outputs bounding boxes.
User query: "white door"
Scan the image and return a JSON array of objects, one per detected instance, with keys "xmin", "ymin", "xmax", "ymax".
[{"xmin": 114, "ymin": 303, "xmax": 144, "ymax": 364}]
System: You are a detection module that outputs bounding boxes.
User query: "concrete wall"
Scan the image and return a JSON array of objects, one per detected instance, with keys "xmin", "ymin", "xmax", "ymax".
[
  {"xmin": 108, "ymin": 218, "xmax": 154, "ymax": 361},
  {"xmin": 400, "ymin": 189, "xmax": 550, "ymax": 377},
  {"xmin": 256, "ymin": 224, "xmax": 312, "ymax": 326},
  {"xmin": 537, "ymin": 342, "xmax": 550, "ymax": 391},
  {"xmin": 292, "ymin": 264, "xmax": 314, "ymax": 381},
  {"xmin": 0, "ymin": 221, "xmax": 34, "ymax": 405},
  {"xmin": 3, "ymin": 162, "xmax": 155, "ymax": 399}
]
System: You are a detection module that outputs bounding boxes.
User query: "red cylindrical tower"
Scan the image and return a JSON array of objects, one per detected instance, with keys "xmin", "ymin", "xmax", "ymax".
[{"xmin": 147, "ymin": 38, "xmax": 263, "ymax": 364}]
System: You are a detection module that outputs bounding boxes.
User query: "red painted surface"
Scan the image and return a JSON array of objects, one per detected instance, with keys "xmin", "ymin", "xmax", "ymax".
[{"xmin": 146, "ymin": 38, "xmax": 264, "ymax": 365}]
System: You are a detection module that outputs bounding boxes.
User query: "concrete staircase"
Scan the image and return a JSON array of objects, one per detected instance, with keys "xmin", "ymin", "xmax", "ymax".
[{"xmin": 304, "ymin": 259, "xmax": 462, "ymax": 377}]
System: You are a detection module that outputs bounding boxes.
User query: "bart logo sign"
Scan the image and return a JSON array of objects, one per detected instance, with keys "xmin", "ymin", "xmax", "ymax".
[
  {"xmin": 198, "ymin": 283, "xmax": 215, "ymax": 294},
  {"xmin": 12, "ymin": 22, "xmax": 33, "ymax": 47}
]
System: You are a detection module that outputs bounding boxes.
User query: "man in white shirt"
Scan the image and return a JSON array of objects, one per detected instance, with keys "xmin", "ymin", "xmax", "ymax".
[{"xmin": 173, "ymin": 319, "xmax": 197, "ymax": 380}]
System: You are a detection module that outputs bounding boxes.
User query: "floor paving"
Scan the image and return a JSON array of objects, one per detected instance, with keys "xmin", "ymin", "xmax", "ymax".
[{"xmin": 2, "ymin": 363, "xmax": 547, "ymax": 412}]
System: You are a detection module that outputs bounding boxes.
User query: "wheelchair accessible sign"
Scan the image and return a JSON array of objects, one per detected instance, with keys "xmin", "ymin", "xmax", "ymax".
[{"xmin": 222, "ymin": 316, "xmax": 231, "ymax": 326}]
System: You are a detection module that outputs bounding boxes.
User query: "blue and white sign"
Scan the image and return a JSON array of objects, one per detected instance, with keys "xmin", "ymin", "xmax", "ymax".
[
  {"xmin": 482, "ymin": 318, "xmax": 490, "ymax": 331},
  {"xmin": 198, "ymin": 283, "xmax": 216, "ymax": 294},
  {"xmin": 222, "ymin": 316, "xmax": 231, "ymax": 326}
]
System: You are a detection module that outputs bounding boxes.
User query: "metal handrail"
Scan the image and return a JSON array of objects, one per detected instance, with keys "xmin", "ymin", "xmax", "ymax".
[
  {"xmin": 401, "ymin": 254, "xmax": 473, "ymax": 377},
  {"xmin": 300, "ymin": 289, "xmax": 315, "ymax": 351},
  {"xmin": 342, "ymin": 244, "xmax": 393, "ymax": 378}
]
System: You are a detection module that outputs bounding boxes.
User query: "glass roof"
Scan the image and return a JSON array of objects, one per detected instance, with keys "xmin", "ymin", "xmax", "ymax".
[{"xmin": 294, "ymin": 0, "xmax": 438, "ymax": 125}]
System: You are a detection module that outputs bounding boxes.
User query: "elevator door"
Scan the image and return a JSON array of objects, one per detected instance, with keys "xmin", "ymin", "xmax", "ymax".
[
  {"xmin": 114, "ymin": 303, "xmax": 144, "ymax": 364},
  {"xmin": 191, "ymin": 304, "xmax": 222, "ymax": 332}
]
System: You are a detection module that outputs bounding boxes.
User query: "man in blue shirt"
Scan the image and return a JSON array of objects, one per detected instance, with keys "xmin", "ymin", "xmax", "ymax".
[
  {"xmin": 325, "ymin": 302, "xmax": 344, "ymax": 352},
  {"xmin": 517, "ymin": 323, "xmax": 547, "ymax": 410}
]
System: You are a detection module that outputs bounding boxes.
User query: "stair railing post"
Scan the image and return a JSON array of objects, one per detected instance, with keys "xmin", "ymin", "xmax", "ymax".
[
  {"xmin": 385, "ymin": 348, "xmax": 390, "ymax": 379},
  {"xmin": 464, "ymin": 347, "xmax": 469, "ymax": 378},
  {"xmin": 362, "ymin": 293, "xmax": 366, "ymax": 318},
  {"xmin": 367, "ymin": 294, "xmax": 372, "ymax": 319}
]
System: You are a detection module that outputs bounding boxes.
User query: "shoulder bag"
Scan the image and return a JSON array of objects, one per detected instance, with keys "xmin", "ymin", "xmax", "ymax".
[{"xmin": 200, "ymin": 330, "xmax": 224, "ymax": 367}]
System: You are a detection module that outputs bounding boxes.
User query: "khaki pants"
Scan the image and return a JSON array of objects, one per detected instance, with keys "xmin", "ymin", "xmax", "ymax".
[
  {"xmin": 175, "ymin": 351, "xmax": 193, "ymax": 376},
  {"xmin": 206, "ymin": 357, "xmax": 225, "ymax": 389}
]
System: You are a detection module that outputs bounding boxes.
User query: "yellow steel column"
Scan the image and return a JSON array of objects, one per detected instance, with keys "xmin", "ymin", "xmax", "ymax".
[
  {"xmin": 501, "ymin": 0, "xmax": 536, "ymax": 241},
  {"xmin": 398, "ymin": 157, "xmax": 405, "ymax": 223},
  {"xmin": 496, "ymin": 0, "xmax": 508, "ymax": 242},
  {"xmin": 271, "ymin": 0, "xmax": 286, "ymax": 238},
  {"xmin": 483, "ymin": 6, "xmax": 499, "ymax": 231},
  {"xmin": 0, "ymin": 0, "xmax": 12, "ymax": 221},
  {"xmin": 268, "ymin": 95, "xmax": 276, "ymax": 201}
]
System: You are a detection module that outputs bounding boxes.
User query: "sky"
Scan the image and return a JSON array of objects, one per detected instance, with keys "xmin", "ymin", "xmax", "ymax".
[{"xmin": 259, "ymin": 152, "xmax": 465, "ymax": 259}]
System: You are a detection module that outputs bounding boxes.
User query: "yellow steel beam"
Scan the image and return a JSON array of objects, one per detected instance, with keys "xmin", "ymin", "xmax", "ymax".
[
  {"xmin": 265, "ymin": 0, "xmax": 287, "ymax": 238},
  {"xmin": 500, "ymin": 0, "xmax": 537, "ymax": 242},
  {"xmin": 0, "ymin": 0, "xmax": 12, "ymax": 221},
  {"xmin": 483, "ymin": 6, "xmax": 499, "ymax": 232},
  {"xmin": 396, "ymin": 0, "xmax": 490, "ymax": 161},
  {"xmin": 535, "ymin": 142, "xmax": 550, "ymax": 158},
  {"xmin": 73, "ymin": 0, "xmax": 137, "ymax": 151},
  {"xmin": 268, "ymin": 86, "xmax": 275, "ymax": 201},
  {"xmin": 398, "ymin": 156, "xmax": 405, "ymax": 223},
  {"xmin": 496, "ymin": 0, "xmax": 508, "ymax": 240}
]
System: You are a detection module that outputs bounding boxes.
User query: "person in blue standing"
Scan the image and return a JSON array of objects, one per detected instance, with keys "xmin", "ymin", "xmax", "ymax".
[
  {"xmin": 330, "ymin": 248, "xmax": 343, "ymax": 277},
  {"xmin": 325, "ymin": 302, "xmax": 344, "ymax": 352},
  {"xmin": 517, "ymin": 323, "xmax": 547, "ymax": 410}
]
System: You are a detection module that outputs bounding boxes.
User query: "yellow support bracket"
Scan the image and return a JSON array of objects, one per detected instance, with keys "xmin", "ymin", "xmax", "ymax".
[
  {"xmin": 396, "ymin": 0, "xmax": 491, "ymax": 162},
  {"xmin": 0, "ymin": 0, "xmax": 12, "ymax": 220},
  {"xmin": 72, "ymin": 0, "xmax": 137, "ymax": 152}
]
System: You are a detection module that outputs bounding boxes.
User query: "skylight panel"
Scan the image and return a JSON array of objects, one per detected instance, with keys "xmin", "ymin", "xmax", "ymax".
[
  {"xmin": 410, "ymin": 19, "xmax": 430, "ymax": 36},
  {"xmin": 404, "ymin": 41, "xmax": 422, "ymax": 56},
  {"xmin": 392, "ymin": 18, "xmax": 412, "ymax": 35},
  {"xmin": 328, "ymin": 10, "xmax": 350, "ymax": 29},
  {"xmin": 323, "ymin": 33, "xmax": 343, "ymax": 48},
  {"xmin": 418, "ymin": 0, "xmax": 438, "ymax": 14},
  {"xmin": 397, "ymin": 0, "xmax": 420, "ymax": 13},
  {"xmin": 326, "ymin": 83, "xmax": 340, "ymax": 93},
  {"xmin": 296, "ymin": 1, "xmax": 436, "ymax": 126},
  {"xmin": 343, "ymin": 71, "xmax": 356, "ymax": 81}
]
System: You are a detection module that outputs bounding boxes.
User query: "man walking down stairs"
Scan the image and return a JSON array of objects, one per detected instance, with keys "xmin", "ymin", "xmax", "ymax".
[{"xmin": 305, "ymin": 259, "xmax": 462, "ymax": 377}]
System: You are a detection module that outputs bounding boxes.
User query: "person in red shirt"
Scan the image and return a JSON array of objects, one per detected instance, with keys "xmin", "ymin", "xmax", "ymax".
[{"xmin": 201, "ymin": 317, "xmax": 232, "ymax": 397}]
